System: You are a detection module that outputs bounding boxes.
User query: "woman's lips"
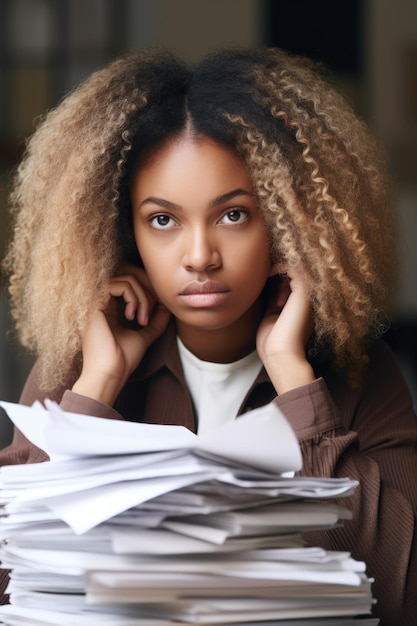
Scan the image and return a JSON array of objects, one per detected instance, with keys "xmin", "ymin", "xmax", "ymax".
[{"xmin": 179, "ymin": 281, "xmax": 230, "ymax": 307}]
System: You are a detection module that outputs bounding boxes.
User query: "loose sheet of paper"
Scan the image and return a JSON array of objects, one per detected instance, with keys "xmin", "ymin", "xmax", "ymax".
[{"xmin": 0, "ymin": 399, "xmax": 302, "ymax": 473}]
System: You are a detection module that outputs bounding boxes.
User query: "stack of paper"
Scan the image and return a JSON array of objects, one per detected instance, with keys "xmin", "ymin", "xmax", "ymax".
[{"xmin": 0, "ymin": 399, "xmax": 379, "ymax": 626}]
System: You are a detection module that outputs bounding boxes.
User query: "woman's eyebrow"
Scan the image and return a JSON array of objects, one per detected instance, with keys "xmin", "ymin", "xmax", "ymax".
[
  {"xmin": 138, "ymin": 197, "xmax": 181, "ymax": 211},
  {"xmin": 137, "ymin": 188, "xmax": 255, "ymax": 212},
  {"xmin": 209, "ymin": 188, "xmax": 256, "ymax": 208}
]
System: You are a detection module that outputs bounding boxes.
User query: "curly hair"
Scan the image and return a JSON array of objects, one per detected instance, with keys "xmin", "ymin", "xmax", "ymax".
[{"xmin": 2, "ymin": 47, "xmax": 396, "ymax": 391}]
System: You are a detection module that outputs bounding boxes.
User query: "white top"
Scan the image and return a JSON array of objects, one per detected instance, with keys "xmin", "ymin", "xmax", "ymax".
[{"xmin": 177, "ymin": 337, "xmax": 263, "ymax": 435}]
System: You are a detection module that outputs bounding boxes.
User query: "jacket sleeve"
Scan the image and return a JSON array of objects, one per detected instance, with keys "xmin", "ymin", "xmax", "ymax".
[
  {"xmin": 0, "ymin": 364, "xmax": 53, "ymax": 467},
  {"xmin": 275, "ymin": 341, "xmax": 417, "ymax": 626}
]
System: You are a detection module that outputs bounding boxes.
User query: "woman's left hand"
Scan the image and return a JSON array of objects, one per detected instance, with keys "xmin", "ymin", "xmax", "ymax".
[{"xmin": 256, "ymin": 265, "xmax": 316, "ymax": 394}]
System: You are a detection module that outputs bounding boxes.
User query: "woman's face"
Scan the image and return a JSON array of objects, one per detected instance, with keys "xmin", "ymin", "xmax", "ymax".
[{"xmin": 131, "ymin": 135, "xmax": 273, "ymax": 353}]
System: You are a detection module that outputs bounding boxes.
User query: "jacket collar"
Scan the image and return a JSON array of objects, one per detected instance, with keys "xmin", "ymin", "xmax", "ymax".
[
  {"xmin": 129, "ymin": 319, "xmax": 183, "ymax": 382},
  {"xmin": 130, "ymin": 318, "xmax": 271, "ymax": 386}
]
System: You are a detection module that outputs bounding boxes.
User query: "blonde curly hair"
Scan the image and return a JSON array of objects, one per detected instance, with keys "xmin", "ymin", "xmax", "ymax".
[{"xmin": 2, "ymin": 47, "xmax": 396, "ymax": 391}]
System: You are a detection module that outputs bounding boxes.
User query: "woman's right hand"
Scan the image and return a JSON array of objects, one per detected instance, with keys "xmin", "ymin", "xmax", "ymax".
[
  {"xmin": 256, "ymin": 266, "xmax": 315, "ymax": 395},
  {"xmin": 71, "ymin": 265, "xmax": 171, "ymax": 406}
]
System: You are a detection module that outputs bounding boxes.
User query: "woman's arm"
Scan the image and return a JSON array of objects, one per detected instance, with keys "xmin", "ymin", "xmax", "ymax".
[
  {"xmin": 72, "ymin": 266, "xmax": 171, "ymax": 405},
  {"xmin": 0, "ymin": 266, "xmax": 171, "ymax": 465},
  {"xmin": 257, "ymin": 270, "xmax": 417, "ymax": 625},
  {"xmin": 275, "ymin": 345, "xmax": 417, "ymax": 626}
]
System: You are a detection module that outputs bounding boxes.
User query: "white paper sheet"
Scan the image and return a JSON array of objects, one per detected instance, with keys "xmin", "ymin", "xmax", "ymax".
[{"xmin": 0, "ymin": 398, "xmax": 302, "ymax": 474}]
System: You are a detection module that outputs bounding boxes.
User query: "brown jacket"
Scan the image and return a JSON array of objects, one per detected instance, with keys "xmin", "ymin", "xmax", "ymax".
[{"xmin": 1, "ymin": 323, "xmax": 417, "ymax": 624}]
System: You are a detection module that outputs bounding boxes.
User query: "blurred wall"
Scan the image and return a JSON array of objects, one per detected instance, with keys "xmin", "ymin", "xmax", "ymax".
[
  {"xmin": 0, "ymin": 0, "xmax": 416, "ymax": 443},
  {"xmin": 125, "ymin": 0, "xmax": 261, "ymax": 60}
]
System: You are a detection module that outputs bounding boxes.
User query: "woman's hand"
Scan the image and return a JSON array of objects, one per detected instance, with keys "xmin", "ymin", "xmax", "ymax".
[
  {"xmin": 256, "ymin": 265, "xmax": 316, "ymax": 394},
  {"xmin": 72, "ymin": 265, "xmax": 171, "ymax": 406}
]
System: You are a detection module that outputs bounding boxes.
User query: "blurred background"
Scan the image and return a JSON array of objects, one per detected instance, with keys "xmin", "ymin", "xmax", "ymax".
[{"xmin": 0, "ymin": 0, "xmax": 416, "ymax": 444}]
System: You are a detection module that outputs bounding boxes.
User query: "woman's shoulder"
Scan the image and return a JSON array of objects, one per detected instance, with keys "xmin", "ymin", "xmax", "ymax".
[
  {"xmin": 315, "ymin": 337, "xmax": 411, "ymax": 390},
  {"xmin": 364, "ymin": 337, "xmax": 415, "ymax": 395},
  {"xmin": 326, "ymin": 337, "xmax": 416, "ymax": 433}
]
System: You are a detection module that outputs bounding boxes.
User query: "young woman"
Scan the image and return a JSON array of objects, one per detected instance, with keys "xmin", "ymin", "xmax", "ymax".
[{"xmin": 1, "ymin": 47, "xmax": 416, "ymax": 623}]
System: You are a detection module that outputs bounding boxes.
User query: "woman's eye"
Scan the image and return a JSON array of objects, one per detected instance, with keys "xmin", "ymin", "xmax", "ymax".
[
  {"xmin": 150, "ymin": 214, "xmax": 176, "ymax": 229},
  {"xmin": 220, "ymin": 209, "xmax": 249, "ymax": 225}
]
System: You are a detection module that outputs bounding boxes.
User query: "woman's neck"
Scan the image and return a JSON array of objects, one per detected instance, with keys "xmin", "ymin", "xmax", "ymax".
[{"xmin": 175, "ymin": 300, "xmax": 263, "ymax": 364}]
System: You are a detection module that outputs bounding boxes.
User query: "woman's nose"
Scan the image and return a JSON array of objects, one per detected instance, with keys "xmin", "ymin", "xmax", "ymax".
[{"xmin": 183, "ymin": 228, "xmax": 221, "ymax": 272}]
